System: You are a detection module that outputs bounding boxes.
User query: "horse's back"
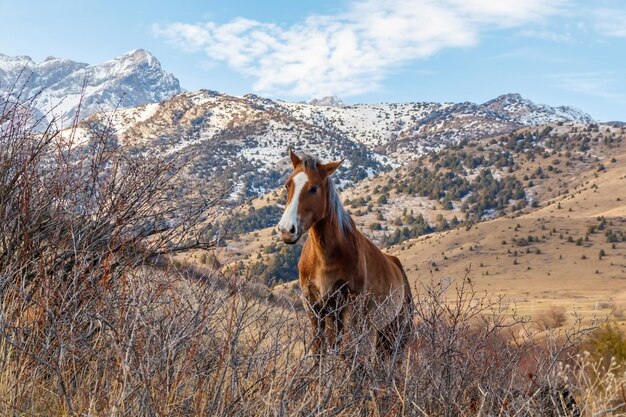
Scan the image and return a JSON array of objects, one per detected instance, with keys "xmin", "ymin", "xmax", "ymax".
[
  {"xmin": 384, "ymin": 253, "xmax": 414, "ymax": 307},
  {"xmin": 385, "ymin": 254, "xmax": 404, "ymax": 274},
  {"xmin": 359, "ymin": 235, "xmax": 402, "ymax": 278}
]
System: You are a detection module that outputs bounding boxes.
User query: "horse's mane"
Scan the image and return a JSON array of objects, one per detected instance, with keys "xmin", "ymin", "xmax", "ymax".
[{"xmin": 300, "ymin": 154, "xmax": 355, "ymax": 238}]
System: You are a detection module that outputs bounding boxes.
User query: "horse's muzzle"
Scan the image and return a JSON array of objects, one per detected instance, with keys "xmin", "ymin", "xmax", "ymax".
[
  {"xmin": 280, "ymin": 231, "xmax": 301, "ymax": 244},
  {"xmin": 277, "ymin": 225, "xmax": 301, "ymax": 244}
]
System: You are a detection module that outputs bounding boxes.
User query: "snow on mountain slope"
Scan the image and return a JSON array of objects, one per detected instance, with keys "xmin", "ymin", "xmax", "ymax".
[
  {"xmin": 281, "ymin": 101, "xmax": 451, "ymax": 148},
  {"xmin": 81, "ymin": 90, "xmax": 389, "ymax": 202},
  {"xmin": 77, "ymin": 86, "xmax": 599, "ymax": 201},
  {"xmin": 308, "ymin": 96, "xmax": 345, "ymax": 107},
  {"xmin": 554, "ymin": 105, "xmax": 595, "ymax": 124},
  {"xmin": 483, "ymin": 93, "xmax": 594, "ymax": 125},
  {"xmin": 0, "ymin": 50, "xmax": 181, "ymax": 127},
  {"xmin": 281, "ymin": 94, "xmax": 594, "ymax": 156}
]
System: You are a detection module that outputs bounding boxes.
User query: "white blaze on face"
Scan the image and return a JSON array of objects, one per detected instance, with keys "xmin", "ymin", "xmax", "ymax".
[{"xmin": 278, "ymin": 172, "xmax": 309, "ymax": 236}]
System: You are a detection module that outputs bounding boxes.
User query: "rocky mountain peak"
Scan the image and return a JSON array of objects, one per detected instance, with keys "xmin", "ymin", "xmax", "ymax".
[
  {"xmin": 114, "ymin": 49, "xmax": 159, "ymax": 67},
  {"xmin": 308, "ymin": 96, "xmax": 344, "ymax": 107},
  {"xmin": 0, "ymin": 50, "xmax": 181, "ymax": 127},
  {"xmin": 483, "ymin": 93, "xmax": 594, "ymax": 125}
]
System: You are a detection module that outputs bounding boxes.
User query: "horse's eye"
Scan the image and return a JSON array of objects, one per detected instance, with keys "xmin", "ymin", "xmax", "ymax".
[
  {"xmin": 309, "ymin": 186, "xmax": 319, "ymax": 194},
  {"xmin": 284, "ymin": 183, "xmax": 289, "ymax": 190}
]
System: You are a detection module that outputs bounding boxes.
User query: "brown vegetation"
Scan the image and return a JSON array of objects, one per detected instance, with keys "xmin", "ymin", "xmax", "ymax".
[{"xmin": 1, "ymin": 85, "xmax": 625, "ymax": 416}]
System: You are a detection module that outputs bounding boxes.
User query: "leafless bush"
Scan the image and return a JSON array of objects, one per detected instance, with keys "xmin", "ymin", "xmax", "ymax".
[
  {"xmin": 535, "ymin": 306, "xmax": 569, "ymax": 331},
  {"xmin": 0, "ymin": 83, "xmax": 222, "ymax": 414},
  {"xmin": 0, "ymin": 81, "xmax": 218, "ymax": 282}
]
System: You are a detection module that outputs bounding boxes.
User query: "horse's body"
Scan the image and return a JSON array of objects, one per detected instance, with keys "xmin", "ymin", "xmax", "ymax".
[{"xmin": 277, "ymin": 150, "xmax": 414, "ymax": 355}]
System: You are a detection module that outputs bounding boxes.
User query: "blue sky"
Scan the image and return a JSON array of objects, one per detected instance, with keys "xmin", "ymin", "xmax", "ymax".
[{"xmin": 1, "ymin": 0, "xmax": 624, "ymax": 121}]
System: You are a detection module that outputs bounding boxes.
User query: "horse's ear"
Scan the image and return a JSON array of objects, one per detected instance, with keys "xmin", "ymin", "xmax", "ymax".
[
  {"xmin": 289, "ymin": 148, "xmax": 301, "ymax": 168},
  {"xmin": 319, "ymin": 159, "xmax": 343, "ymax": 177}
]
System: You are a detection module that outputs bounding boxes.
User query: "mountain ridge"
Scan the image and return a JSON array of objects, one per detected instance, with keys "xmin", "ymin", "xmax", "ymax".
[
  {"xmin": 0, "ymin": 49, "xmax": 181, "ymax": 126},
  {"xmin": 79, "ymin": 85, "xmax": 599, "ymax": 203},
  {"xmin": 3, "ymin": 48, "xmax": 601, "ymax": 203}
]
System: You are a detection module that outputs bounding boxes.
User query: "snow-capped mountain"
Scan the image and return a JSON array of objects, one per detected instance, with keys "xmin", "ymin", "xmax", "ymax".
[
  {"xmin": 0, "ymin": 49, "xmax": 180, "ymax": 126},
  {"xmin": 483, "ymin": 93, "xmax": 594, "ymax": 125},
  {"xmin": 308, "ymin": 96, "xmax": 345, "ymax": 107},
  {"xmin": 77, "ymin": 87, "xmax": 596, "ymax": 202},
  {"xmin": 6, "ymin": 48, "xmax": 589, "ymax": 200},
  {"xmin": 280, "ymin": 94, "xmax": 594, "ymax": 156},
  {"xmin": 79, "ymin": 90, "xmax": 389, "ymax": 201}
]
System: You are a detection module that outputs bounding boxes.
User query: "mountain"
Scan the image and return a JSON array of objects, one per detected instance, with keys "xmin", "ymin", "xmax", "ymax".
[
  {"xmin": 0, "ymin": 49, "xmax": 181, "ymax": 126},
  {"xmin": 2, "ymin": 50, "xmax": 599, "ymax": 200},
  {"xmin": 79, "ymin": 90, "xmax": 389, "ymax": 202},
  {"xmin": 483, "ymin": 93, "xmax": 594, "ymax": 125},
  {"xmin": 307, "ymin": 96, "xmax": 344, "ymax": 107},
  {"xmin": 78, "ymin": 87, "xmax": 597, "ymax": 204},
  {"xmin": 282, "ymin": 94, "xmax": 594, "ymax": 157}
]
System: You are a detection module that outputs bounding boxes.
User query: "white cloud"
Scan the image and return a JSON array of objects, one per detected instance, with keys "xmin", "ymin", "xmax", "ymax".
[
  {"xmin": 519, "ymin": 29, "xmax": 575, "ymax": 43},
  {"xmin": 153, "ymin": 0, "xmax": 568, "ymax": 98},
  {"xmin": 547, "ymin": 71, "xmax": 624, "ymax": 101},
  {"xmin": 593, "ymin": 8, "xmax": 626, "ymax": 37}
]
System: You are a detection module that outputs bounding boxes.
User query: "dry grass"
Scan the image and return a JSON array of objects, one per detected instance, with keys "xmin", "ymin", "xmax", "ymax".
[{"xmin": 3, "ymin": 269, "xmax": 626, "ymax": 416}]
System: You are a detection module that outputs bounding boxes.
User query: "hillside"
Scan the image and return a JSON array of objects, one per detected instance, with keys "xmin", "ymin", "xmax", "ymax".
[
  {"xmin": 389, "ymin": 146, "xmax": 626, "ymax": 322},
  {"xmin": 79, "ymin": 87, "xmax": 594, "ymax": 204},
  {"xmin": 197, "ymin": 122, "xmax": 626, "ymax": 326}
]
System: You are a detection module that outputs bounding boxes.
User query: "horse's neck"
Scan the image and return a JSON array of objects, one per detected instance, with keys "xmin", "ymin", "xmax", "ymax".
[{"xmin": 309, "ymin": 215, "xmax": 356, "ymax": 261}]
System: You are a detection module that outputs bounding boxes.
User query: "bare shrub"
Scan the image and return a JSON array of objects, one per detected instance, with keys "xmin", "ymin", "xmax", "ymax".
[
  {"xmin": 395, "ymin": 276, "xmax": 595, "ymax": 417},
  {"xmin": 535, "ymin": 306, "xmax": 569, "ymax": 331},
  {"xmin": 0, "ymin": 82, "xmax": 223, "ymax": 414}
]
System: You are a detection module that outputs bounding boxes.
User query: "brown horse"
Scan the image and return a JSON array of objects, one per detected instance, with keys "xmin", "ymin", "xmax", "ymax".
[{"xmin": 276, "ymin": 149, "xmax": 414, "ymax": 356}]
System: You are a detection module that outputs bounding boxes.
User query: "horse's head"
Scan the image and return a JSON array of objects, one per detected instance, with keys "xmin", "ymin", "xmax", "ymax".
[{"xmin": 276, "ymin": 149, "xmax": 343, "ymax": 244}]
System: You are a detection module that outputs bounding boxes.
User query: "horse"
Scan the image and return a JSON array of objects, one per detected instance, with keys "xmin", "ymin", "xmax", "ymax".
[{"xmin": 276, "ymin": 149, "xmax": 414, "ymax": 357}]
